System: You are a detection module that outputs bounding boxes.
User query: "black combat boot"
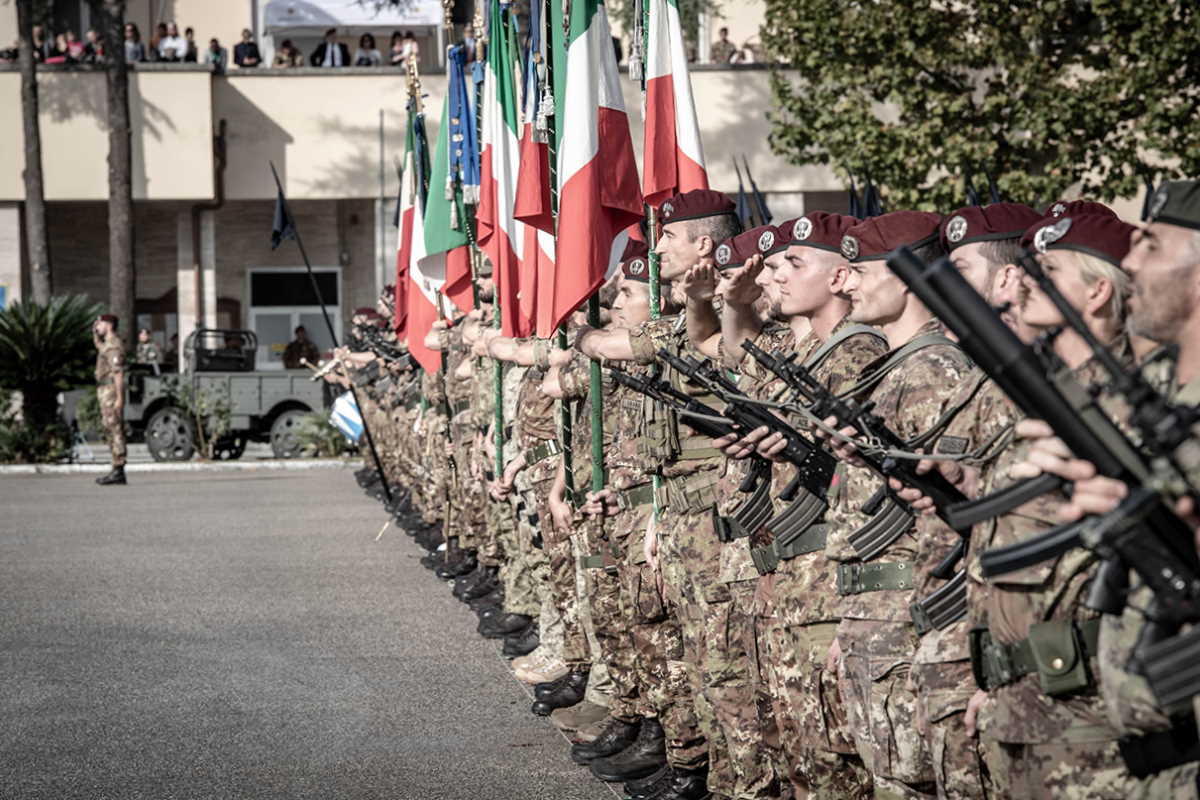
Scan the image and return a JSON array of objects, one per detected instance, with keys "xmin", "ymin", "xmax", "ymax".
[
  {"xmin": 478, "ymin": 612, "xmax": 532, "ymax": 639},
  {"xmin": 588, "ymin": 717, "xmax": 666, "ymax": 781},
  {"xmin": 96, "ymin": 466, "xmax": 127, "ymax": 486},
  {"xmin": 469, "ymin": 588, "xmax": 504, "ymax": 613},
  {"xmin": 650, "ymin": 766, "xmax": 710, "ymax": 800},
  {"xmin": 569, "ymin": 717, "xmax": 641, "ymax": 764},
  {"xmin": 623, "ymin": 763, "xmax": 671, "ymax": 798},
  {"xmin": 502, "ymin": 625, "xmax": 539, "ymax": 658},
  {"xmin": 530, "ymin": 668, "xmax": 588, "ymax": 715},
  {"xmin": 435, "ymin": 551, "xmax": 477, "ymax": 580}
]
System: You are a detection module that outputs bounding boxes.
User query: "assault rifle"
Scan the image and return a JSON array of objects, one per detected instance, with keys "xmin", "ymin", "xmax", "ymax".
[{"xmin": 887, "ymin": 245, "xmax": 1200, "ymax": 668}]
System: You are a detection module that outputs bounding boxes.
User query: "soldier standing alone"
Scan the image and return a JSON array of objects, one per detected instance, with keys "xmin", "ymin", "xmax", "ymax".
[{"xmin": 94, "ymin": 314, "xmax": 128, "ymax": 486}]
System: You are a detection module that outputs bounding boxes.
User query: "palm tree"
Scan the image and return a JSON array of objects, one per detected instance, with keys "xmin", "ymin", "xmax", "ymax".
[{"xmin": 0, "ymin": 296, "xmax": 103, "ymax": 431}]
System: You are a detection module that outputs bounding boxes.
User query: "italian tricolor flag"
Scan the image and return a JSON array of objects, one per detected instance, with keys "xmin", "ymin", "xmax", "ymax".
[
  {"xmin": 643, "ymin": 0, "xmax": 708, "ymax": 205},
  {"xmin": 541, "ymin": 0, "xmax": 641, "ymax": 337},
  {"xmin": 477, "ymin": 1, "xmax": 533, "ymax": 338}
]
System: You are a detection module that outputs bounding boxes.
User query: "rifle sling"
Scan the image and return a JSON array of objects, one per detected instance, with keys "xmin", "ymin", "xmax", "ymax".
[{"xmin": 839, "ymin": 333, "xmax": 958, "ymax": 402}]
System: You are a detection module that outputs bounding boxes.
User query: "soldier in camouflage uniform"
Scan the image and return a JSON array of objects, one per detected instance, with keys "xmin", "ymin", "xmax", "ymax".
[
  {"xmin": 716, "ymin": 211, "xmax": 887, "ymax": 799},
  {"xmin": 573, "ymin": 189, "xmax": 743, "ymax": 799},
  {"xmin": 94, "ymin": 313, "xmax": 128, "ymax": 486}
]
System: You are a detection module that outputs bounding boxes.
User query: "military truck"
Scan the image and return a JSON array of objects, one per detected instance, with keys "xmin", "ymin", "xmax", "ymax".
[{"xmin": 124, "ymin": 329, "xmax": 330, "ymax": 461}]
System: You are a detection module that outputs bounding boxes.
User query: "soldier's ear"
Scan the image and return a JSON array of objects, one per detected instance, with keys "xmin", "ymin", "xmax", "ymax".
[{"xmin": 695, "ymin": 235, "xmax": 715, "ymax": 257}]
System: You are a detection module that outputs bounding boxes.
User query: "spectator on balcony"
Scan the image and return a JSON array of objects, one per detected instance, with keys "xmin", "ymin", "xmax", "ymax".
[
  {"xmin": 233, "ymin": 29, "xmax": 261, "ymax": 68},
  {"xmin": 273, "ymin": 39, "xmax": 303, "ymax": 68},
  {"xmin": 710, "ymin": 26, "xmax": 738, "ymax": 63},
  {"xmin": 388, "ymin": 30, "xmax": 406, "ymax": 65},
  {"xmin": 157, "ymin": 22, "xmax": 186, "ymax": 62},
  {"xmin": 203, "ymin": 37, "xmax": 228, "ymax": 72},
  {"xmin": 148, "ymin": 22, "xmax": 166, "ymax": 61},
  {"xmin": 83, "ymin": 28, "xmax": 106, "ymax": 63},
  {"xmin": 32, "ymin": 25, "xmax": 57, "ymax": 63},
  {"xmin": 123, "ymin": 22, "xmax": 146, "ymax": 63},
  {"xmin": 354, "ymin": 32, "xmax": 381, "ymax": 66},
  {"xmin": 0, "ymin": 40, "xmax": 17, "ymax": 64},
  {"xmin": 63, "ymin": 30, "xmax": 86, "ymax": 62},
  {"xmin": 310, "ymin": 28, "xmax": 350, "ymax": 67},
  {"xmin": 400, "ymin": 30, "xmax": 419, "ymax": 60},
  {"xmin": 183, "ymin": 27, "xmax": 198, "ymax": 62}
]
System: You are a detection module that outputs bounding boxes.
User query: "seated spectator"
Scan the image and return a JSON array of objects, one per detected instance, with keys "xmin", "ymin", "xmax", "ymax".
[
  {"xmin": 273, "ymin": 38, "xmax": 303, "ymax": 67},
  {"xmin": 44, "ymin": 34, "xmax": 67, "ymax": 64},
  {"xmin": 148, "ymin": 22, "xmax": 167, "ymax": 61},
  {"xmin": 0, "ymin": 40, "xmax": 17, "ymax": 64},
  {"xmin": 282, "ymin": 326, "xmax": 320, "ymax": 369},
  {"xmin": 123, "ymin": 22, "xmax": 145, "ymax": 63},
  {"xmin": 157, "ymin": 21, "xmax": 186, "ymax": 62},
  {"xmin": 354, "ymin": 32, "xmax": 381, "ymax": 66},
  {"xmin": 400, "ymin": 30, "xmax": 419, "ymax": 61},
  {"xmin": 710, "ymin": 26, "xmax": 738, "ymax": 63},
  {"xmin": 183, "ymin": 26, "xmax": 198, "ymax": 63},
  {"xmin": 233, "ymin": 29, "xmax": 260, "ymax": 68},
  {"xmin": 135, "ymin": 328, "xmax": 161, "ymax": 365},
  {"xmin": 310, "ymin": 28, "xmax": 349, "ymax": 67},
  {"xmin": 83, "ymin": 28, "xmax": 105, "ymax": 63},
  {"xmin": 63, "ymin": 30, "xmax": 86, "ymax": 62},
  {"xmin": 388, "ymin": 30, "xmax": 406, "ymax": 65},
  {"xmin": 32, "ymin": 25, "xmax": 56, "ymax": 63},
  {"xmin": 202, "ymin": 37, "xmax": 227, "ymax": 72}
]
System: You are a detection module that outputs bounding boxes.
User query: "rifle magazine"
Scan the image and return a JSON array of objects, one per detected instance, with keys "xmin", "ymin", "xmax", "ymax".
[{"xmin": 848, "ymin": 498, "xmax": 914, "ymax": 562}]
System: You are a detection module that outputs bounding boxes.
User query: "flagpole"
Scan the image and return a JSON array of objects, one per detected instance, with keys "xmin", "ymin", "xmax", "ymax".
[
  {"xmin": 642, "ymin": 0, "xmax": 662, "ymax": 520},
  {"xmin": 269, "ymin": 161, "xmax": 392, "ymax": 505}
]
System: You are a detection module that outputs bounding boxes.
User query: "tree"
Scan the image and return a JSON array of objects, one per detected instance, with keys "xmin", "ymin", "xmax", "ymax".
[
  {"xmin": 0, "ymin": 295, "xmax": 102, "ymax": 432},
  {"xmin": 16, "ymin": 0, "xmax": 51, "ymax": 303},
  {"xmin": 93, "ymin": 0, "xmax": 135, "ymax": 327},
  {"xmin": 762, "ymin": 1, "xmax": 1200, "ymax": 211}
]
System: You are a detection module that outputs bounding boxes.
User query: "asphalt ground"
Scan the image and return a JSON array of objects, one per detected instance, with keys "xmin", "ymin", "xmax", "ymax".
[{"xmin": 0, "ymin": 471, "xmax": 614, "ymax": 800}]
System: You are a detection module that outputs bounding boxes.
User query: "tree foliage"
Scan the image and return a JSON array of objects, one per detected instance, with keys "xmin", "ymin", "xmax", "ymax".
[{"xmin": 762, "ymin": 0, "xmax": 1200, "ymax": 211}]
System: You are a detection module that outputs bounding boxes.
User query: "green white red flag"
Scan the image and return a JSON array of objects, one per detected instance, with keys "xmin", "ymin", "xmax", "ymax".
[{"xmin": 643, "ymin": 0, "xmax": 708, "ymax": 204}]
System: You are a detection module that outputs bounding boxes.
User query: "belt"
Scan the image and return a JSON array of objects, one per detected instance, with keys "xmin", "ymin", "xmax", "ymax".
[
  {"xmin": 618, "ymin": 483, "xmax": 655, "ymax": 510},
  {"xmin": 526, "ymin": 439, "xmax": 562, "ymax": 465},
  {"xmin": 97, "ymin": 378, "xmax": 114, "ymax": 386},
  {"xmin": 579, "ymin": 553, "xmax": 620, "ymax": 574},
  {"xmin": 661, "ymin": 473, "xmax": 719, "ymax": 514},
  {"xmin": 970, "ymin": 618, "xmax": 1101, "ymax": 692},
  {"xmin": 751, "ymin": 524, "xmax": 829, "ymax": 575},
  {"xmin": 836, "ymin": 561, "xmax": 914, "ymax": 595}
]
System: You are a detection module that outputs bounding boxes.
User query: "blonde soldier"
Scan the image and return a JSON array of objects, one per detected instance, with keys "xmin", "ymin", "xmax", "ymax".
[
  {"xmin": 93, "ymin": 313, "xmax": 128, "ymax": 486},
  {"xmin": 571, "ymin": 189, "xmax": 742, "ymax": 799},
  {"xmin": 812, "ymin": 211, "xmax": 972, "ymax": 799},
  {"xmin": 718, "ymin": 211, "xmax": 888, "ymax": 798},
  {"xmin": 990, "ymin": 188, "xmax": 1200, "ymax": 798}
]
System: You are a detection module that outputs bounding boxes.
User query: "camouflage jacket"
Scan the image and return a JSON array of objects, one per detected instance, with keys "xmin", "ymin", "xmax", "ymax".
[{"xmin": 95, "ymin": 334, "xmax": 127, "ymax": 383}]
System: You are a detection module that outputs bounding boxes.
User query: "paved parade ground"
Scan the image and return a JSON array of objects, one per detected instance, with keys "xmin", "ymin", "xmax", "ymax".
[{"xmin": 0, "ymin": 470, "xmax": 612, "ymax": 800}]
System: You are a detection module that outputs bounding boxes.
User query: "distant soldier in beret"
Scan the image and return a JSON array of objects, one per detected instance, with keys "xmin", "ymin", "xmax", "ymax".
[{"xmin": 93, "ymin": 314, "xmax": 128, "ymax": 486}]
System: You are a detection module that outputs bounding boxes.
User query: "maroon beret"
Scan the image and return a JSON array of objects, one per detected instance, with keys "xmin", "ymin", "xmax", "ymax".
[
  {"xmin": 98, "ymin": 313, "xmax": 118, "ymax": 326},
  {"xmin": 622, "ymin": 246, "xmax": 651, "ymax": 283},
  {"xmin": 353, "ymin": 307, "xmax": 379, "ymax": 318},
  {"xmin": 658, "ymin": 189, "xmax": 738, "ymax": 225},
  {"xmin": 790, "ymin": 211, "xmax": 860, "ymax": 254},
  {"xmin": 714, "ymin": 225, "xmax": 777, "ymax": 270},
  {"xmin": 1020, "ymin": 213, "xmax": 1137, "ymax": 267},
  {"xmin": 766, "ymin": 218, "xmax": 799, "ymax": 256},
  {"xmin": 841, "ymin": 210, "xmax": 942, "ymax": 263},
  {"xmin": 940, "ymin": 203, "xmax": 1043, "ymax": 252},
  {"xmin": 1042, "ymin": 200, "xmax": 1118, "ymax": 220}
]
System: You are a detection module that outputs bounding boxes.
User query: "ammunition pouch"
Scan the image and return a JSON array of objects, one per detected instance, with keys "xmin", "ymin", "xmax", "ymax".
[
  {"xmin": 1118, "ymin": 720, "xmax": 1200, "ymax": 779},
  {"xmin": 525, "ymin": 438, "xmax": 562, "ymax": 465},
  {"xmin": 909, "ymin": 569, "xmax": 968, "ymax": 635},
  {"xmin": 836, "ymin": 561, "xmax": 914, "ymax": 596},
  {"xmin": 661, "ymin": 473, "xmax": 719, "ymax": 514},
  {"xmin": 448, "ymin": 398, "xmax": 470, "ymax": 418},
  {"xmin": 579, "ymin": 552, "xmax": 620, "ymax": 575},
  {"xmin": 1143, "ymin": 626, "xmax": 1200, "ymax": 715},
  {"xmin": 751, "ymin": 524, "xmax": 829, "ymax": 576},
  {"xmin": 617, "ymin": 482, "xmax": 656, "ymax": 511},
  {"xmin": 848, "ymin": 494, "xmax": 915, "ymax": 561},
  {"xmin": 968, "ymin": 619, "xmax": 1100, "ymax": 695},
  {"xmin": 713, "ymin": 473, "xmax": 774, "ymax": 543}
]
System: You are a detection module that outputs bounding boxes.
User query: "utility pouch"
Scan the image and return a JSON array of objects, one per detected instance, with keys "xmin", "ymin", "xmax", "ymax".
[
  {"xmin": 1143, "ymin": 626, "xmax": 1200, "ymax": 715},
  {"xmin": 1026, "ymin": 620, "xmax": 1091, "ymax": 696}
]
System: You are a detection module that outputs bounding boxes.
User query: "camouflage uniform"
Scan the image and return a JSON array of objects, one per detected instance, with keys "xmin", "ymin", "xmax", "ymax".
[
  {"xmin": 95, "ymin": 333, "xmax": 128, "ymax": 468},
  {"xmin": 751, "ymin": 318, "xmax": 886, "ymax": 799},
  {"xmin": 627, "ymin": 313, "xmax": 720, "ymax": 781},
  {"xmin": 135, "ymin": 340, "xmax": 161, "ymax": 364},
  {"xmin": 829, "ymin": 319, "xmax": 970, "ymax": 799},
  {"xmin": 418, "ymin": 367, "xmax": 451, "ymax": 528},
  {"xmin": 972, "ymin": 355, "xmax": 1143, "ymax": 799}
]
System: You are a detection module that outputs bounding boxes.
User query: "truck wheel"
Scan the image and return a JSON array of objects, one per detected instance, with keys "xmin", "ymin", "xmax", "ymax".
[
  {"xmin": 270, "ymin": 409, "xmax": 307, "ymax": 459},
  {"xmin": 145, "ymin": 406, "xmax": 195, "ymax": 462},
  {"xmin": 212, "ymin": 434, "xmax": 247, "ymax": 461}
]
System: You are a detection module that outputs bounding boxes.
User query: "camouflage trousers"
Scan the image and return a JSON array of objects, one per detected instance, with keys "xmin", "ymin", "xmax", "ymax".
[
  {"xmin": 837, "ymin": 618, "xmax": 936, "ymax": 799},
  {"xmin": 701, "ymin": 578, "xmax": 780, "ymax": 799},
  {"xmin": 498, "ymin": 499, "xmax": 547, "ymax": 618},
  {"xmin": 580, "ymin": 516, "xmax": 640, "ymax": 722},
  {"xmin": 980, "ymin": 737, "xmax": 1142, "ymax": 799},
  {"xmin": 911, "ymin": 660, "xmax": 989, "ymax": 800},
  {"xmin": 540, "ymin": 495, "xmax": 586, "ymax": 670},
  {"xmin": 761, "ymin": 616, "xmax": 872, "ymax": 799},
  {"xmin": 97, "ymin": 385, "xmax": 126, "ymax": 468}
]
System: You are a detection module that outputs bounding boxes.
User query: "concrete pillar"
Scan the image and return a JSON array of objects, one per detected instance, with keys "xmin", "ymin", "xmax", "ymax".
[
  {"xmin": 200, "ymin": 210, "xmax": 217, "ymax": 329},
  {"xmin": 176, "ymin": 211, "xmax": 198, "ymax": 372},
  {"xmin": 0, "ymin": 202, "xmax": 22, "ymax": 308}
]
